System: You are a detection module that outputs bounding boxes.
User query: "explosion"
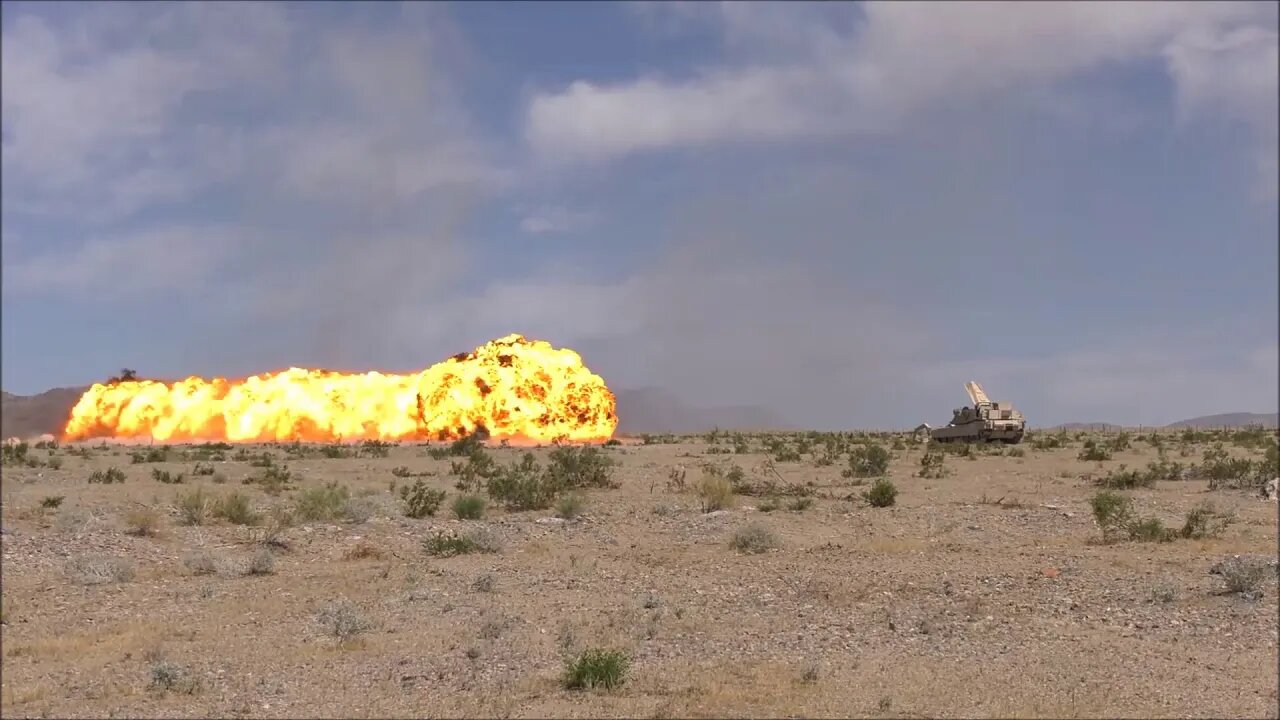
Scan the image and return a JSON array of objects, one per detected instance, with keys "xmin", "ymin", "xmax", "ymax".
[{"xmin": 62, "ymin": 335, "xmax": 617, "ymax": 444}]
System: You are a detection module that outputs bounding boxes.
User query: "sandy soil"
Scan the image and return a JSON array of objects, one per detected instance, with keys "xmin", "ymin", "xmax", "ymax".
[{"xmin": 1, "ymin": 430, "xmax": 1276, "ymax": 719}]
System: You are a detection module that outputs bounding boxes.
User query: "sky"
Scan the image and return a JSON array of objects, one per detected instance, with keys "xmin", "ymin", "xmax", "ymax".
[{"xmin": 1, "ymin": 0, "xmax": 1277, "ymax": 429}]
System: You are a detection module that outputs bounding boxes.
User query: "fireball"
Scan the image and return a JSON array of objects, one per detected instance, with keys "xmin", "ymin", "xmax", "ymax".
[{"xmin": 62, "ymin": 334, "xmax": 617, "ymax": 444}]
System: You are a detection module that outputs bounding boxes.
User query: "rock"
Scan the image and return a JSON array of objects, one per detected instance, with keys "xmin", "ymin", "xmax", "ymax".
[
  {"xmin": 1041, "ymin": 567, "xmax": 1061, "ymax": 579},
  {"xmin": 535, "ymin": 517, "xmax": 565, "ymax": 525}
]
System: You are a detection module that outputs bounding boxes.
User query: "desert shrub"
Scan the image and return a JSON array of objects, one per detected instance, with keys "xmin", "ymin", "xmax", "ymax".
[
  {"xmin": 843, "ymin": 444, "xmax": 891, "ymax": 478},
  {"xmin": 757, "ymin": 496, "xmax": 781, "ymax": 513},
  {"xmin": 1077, "ymin": 439, "xmax": 1113, "ymax": 462},
  {"xmin": 447, "ymin": 433, "xmax": 485, "ymax": 457},
  {"xmin": 130, "ymin": 447, "xmax": 168, "ymax": 464},
  {"xmin": 213, "ymin": 491, "xmax": 260, "ymax": 526},
  {"xmin": 732, "ymin": 434, "xmax": 750, "ymax": 454},
  {"xmin": 556, "ymin": 492, "xmax": 585, "ymax": 520},
  {"xmin": 343, "ymin": 540, "xmax": 385, "ymax": 561},
  {"xmin": 45, "ymin": 456, "xmax": 63, "ymax": 470},
  {"xmin": 358, "ymin": 439, "xmax": 393, "ymax": 458},
  {"xmin": 863, "ymin": 478, "xmax": 898, "ymax": 508},
  {"xmin": 563, "ymin": 648, "xmax": 630, "ymax": 691},
  {"xmin": 546, "ymin": 446, "xmax": 616, "ymax": 489},
  {"xmin": 151, "ymin": 468, "xmax": 184, "ymax": 484},
  {"xmin": 487, "ymin": 453, "xmax": 560, "ymax": 511},
  {"xmin": 66, "ymin": 555, "xmax": 134, "ymax": 585},
  {"xmin": 316, "ymin": 599, "xmax": 372, "ymax": 644},
  {"xmin": 244, "ymin": 464, "xmax": 293, "ymax": 495},
  {"xmin": 695, "ymin": 469, "xmax": 734, "ymax": 513},
  {"xmin": 391, "ymin": 465, "xmax": 414, "ymax": 478},
  {"xmin": 1212, "ymin": 556, "xmax": 1274, "ymax": 599},
  {"xmin": 917, "ymin": 451, "xmax": 949, "ymax": 479},
  {"xmin": 183, "ymin": 549, "xmax": 222, "ymax": 576},
  {"xmin": 1093, "ymin": 464, "xmax": 1155, "ymax": 490},
  {"xmin": 1111, "ymin": 431, "xmax": 1132, "ymax": 451},
  {"xmin": 88, "ymin": 467, "xmax": 127, "ymax": 484},
  {"xmin": 423, "ymin": 527, "xmax": 501, "ymax": 557},
  {"xmin": 124, "ymin": 506, "xmax": 161, "ymax": 537},
  {"xmin": 730, "ymin": 522, "xmax": 780, "ymax": 554},
  {"xmin": 1126, "ymin": 517, "xmax": 1175, "ymax": 543},
  {"xmin": 41, "ymin": 495, "xmax": 65, "ymax": 509},
  {"xmin": 1179, "ymin": 502, "xmax": 1231, "ymax": 539},
  {"xmin": 320, "ymin": 444, "xmax": 353, "ymax": 459},
  {"xmin": 399, "ymin": 479, "xmax": 447, "ymax": 518},
  {"xmin": 252, "ymin": 506, "xmax": 295, "ymax": 549},
  {"xmin": 451, "ymin": 494, "xmax": 486, "ymax": 520},
  {"xmin": 788, "ymin": 496, "xmax": 814, "ymax": 512},
  {"xmin": 191, "ymin": 462, "xmax": 215, "ymax": 476},
  {"xmin": 244, "ymin": 548, "xmax": 276, "ymax": 575},
  {"xmin": 175, "ymin": 488, "xmax": 212, "ymax": 526},
  {"xmin": 1089, "ymin": 490, "xmax": 1135, "ymax": 543},
  {"xmin": 149, "ymin": 659, "xmax": 199, "ymax": 694},
  {"xmin": 1029, "ymin": 433, "xmax": 1064, "ymax": 450},
  {"xmin": 450, "ymin": 449, "xmax": 498, "ymax": 492},
  {"xmin": 292, "ymin": 482, "xmax": 350, "ymax": 523}
]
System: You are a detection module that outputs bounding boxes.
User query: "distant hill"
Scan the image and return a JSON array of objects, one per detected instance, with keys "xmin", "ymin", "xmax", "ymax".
[
  {"xmin": 1164, "ymin": 412, "xmax": 1278, "ymax": 429},
  {"xmin": 613, "ymin": 387, "xmax": 790, "ymax": 434},
  {"xmin": 1, "ymin": 384, "xmax": 791, "ymax": 440},
  {"xmin": 1049, "ymin": 422, "xmax": 1124, "ymax": 431},
  {"xmin": 1, "ymin": 386, "xmax": 89, "ymax": 440}
]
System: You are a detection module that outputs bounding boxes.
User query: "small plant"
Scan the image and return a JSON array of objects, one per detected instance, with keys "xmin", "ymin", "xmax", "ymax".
[
  {"xmin": 546, "ymin": 446, "xmax": 616, "ymax": 489},
  {"xmin": 316, "ymin": 599, "xmax": 372, "ymax": 645},
  {"xmin": 149, "ymin": 659, "xmax": 198, "ymax": 694},
  {"xmin": 917, "ymin": 451, "xmax": 949, "ymax": 479},
  {"xmin": 487, "ymin": 453, "xmax": 560, "ymax": 511},
  {"xmin": 244, "ymin": 547, "xmax": 276, "ymax": 575},
  {"xmin": 1126, "ymin": 517, "xmax": 1175, "ymax": 543},
  {"xmin": 555, "ymin": 492, "xmax": 585, "ymax": 520},
  {"xmin": 175, "ymin": 487, "xmax": 212, "ymax": 526},
  {"xmin": 183, "ymin": 549, "xmax": 222, "ymax": 576},
  {"xmin": 729, "ymin": 522, "xmax": 780, "ymax": 554},
  {"xmin": 1179, "ymin": 502, "xmax": 1231, "ymax": 540},
  {"xmin": 843, "ymin": 444, "xmax": 891, "ymax": 478},
  {"xmin": 88, "ymin": 467, "xmax": 127, "ymax": 484},
  {"xmin": 787, "ymin": 496, "xmax": 813, "ymax": 512},
  {"xmin": 1093, "ymin": 464, "xmax": 1154, "ymax": 490},
  {"xmin": 65, "ymin": 555, "xmax": 135, "ymax": 585},
  {"xmin": 391, "ymin": 465, "xmax": 414, "ymax": 478},
  {"xmin": 1089, "ymin": 490, "xmax": 1135, "ymax": 543},
  {"xmin": 191, "ymin": 462, "xmax": 216, "ymax": 476},
  {"xmin": 1077, "ymin": 439, "xmax": 1113, "ymax": 462},
  {"xmin": 451, "ymin": 494, "xmax": 486, "ymax": 520},
  {"xmin": 1212, "ymin": 555, "xmax": 1274, "ymax": 599},
  {"xmin": 563, "ymin": 648, "xmax": 630, "ymax": 690},
  {"xmin": 246, "ymin": 464, "xmax": 293, "ymax": 495},
  {"xmin": 294, "ymin": 482, "xmax": 352, "ymax": 523},
  {"xmin": 863, "ymin": 478, "xmax": 898, "ymax": 508},
  {"xmin": 151, "ymin": 468, "xmax": 185, "ymax": 484},
  {"xmin": 213, "ymin": 491, "xmax": 259, "ymax": 526},
  {"xmin": 422, "ymin": 527, "xmax": 501, "ymax": 557},
  {"xmin": 695, "ymin": 469, "xmax": 734, "ymax": 513},
  {"xmin": 41, "ymin": 495, "xmax": 65, "ymax": 509},
  {"xmin": 130, "ymin": 447, "xmax": 168, "ymax": 464},
  {"xmin": 757, "ymin": 496, "xmax": 781, "ymax": 513},
  {"xmin": 124, "ymin": 506, "xmax": 161, "ymax": 537},
  {"xmin": 399, "ymin": 479, "xmax": 447, "ymax": 518}
]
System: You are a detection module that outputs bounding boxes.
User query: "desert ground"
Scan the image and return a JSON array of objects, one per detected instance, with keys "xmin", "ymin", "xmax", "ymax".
[{"xmin": 1, "ymin": 428, "xmax": 1276, "ymax": 719}]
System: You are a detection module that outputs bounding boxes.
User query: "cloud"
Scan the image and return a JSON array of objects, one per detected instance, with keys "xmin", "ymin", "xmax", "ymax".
[
  {"xmin": 519, "ymin": 206, "xmax": 594, "ymax": 235},
  {"xmin": 527, "ymin": 0, "xmax": 1277, "ymax": 180},
  {"xmin": 1, "ymin": 3, "xmax": 505, "ymax": 370},
  {"xmin": 2, "ymin": 225, "xmax": 247, "ymax": 299}
]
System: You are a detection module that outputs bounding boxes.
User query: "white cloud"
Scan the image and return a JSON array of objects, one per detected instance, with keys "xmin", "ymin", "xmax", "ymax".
[
  {"xmin": 2, "ymin": 225, "xmax": 247, "ymax": 299},
  {"xmin": 519, "ymin": 206, "xmax": 594, "ymax": 235},
  {"xmin": 528, "ymin": 0, "xmax": 1278, "ymax": 176}
]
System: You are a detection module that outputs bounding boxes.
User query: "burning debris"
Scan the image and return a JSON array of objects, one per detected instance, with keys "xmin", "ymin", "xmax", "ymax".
[{"xmin": 62, "ymin": 335, "xmax": 617, "ymax": 444}]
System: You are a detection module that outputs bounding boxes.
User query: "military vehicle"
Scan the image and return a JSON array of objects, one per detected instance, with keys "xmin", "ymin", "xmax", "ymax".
[{"xmin": 913, "ymin": 381, "xmax": 1026, "ymax": 444}]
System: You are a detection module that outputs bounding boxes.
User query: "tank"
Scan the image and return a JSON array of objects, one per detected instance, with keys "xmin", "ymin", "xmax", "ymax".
[{"xmin": 913, "ymin": 381, "xmax": 1026, "ymax": 444}]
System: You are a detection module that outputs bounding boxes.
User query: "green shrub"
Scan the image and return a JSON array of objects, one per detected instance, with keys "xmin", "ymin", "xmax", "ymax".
[
  {"xmin": 563, "ymin": 648, "xmax": 630, "ymax": 691},
  {"xmin": 88, "ymin": 467, "xmax": 126, "ymax": 484},
  {"xmin": 486, "ymin": 453, "xmax": 560, "ymax": 511},
  {"xmin": 729, "ymin": 522, "xmax": 780, "ymax": 553},
  {"xmin": 917, "ymin": 451, "xmax": 949, "ymax": 479},
  {"xmin": 213, "ymin": 491, "xmax": 259, "ymax": 526},
  {"xmin": 41, "ymin": 495, "xmax": 65, "ymax": 509},
  {"xmin": 399, "ymin": 480, "xmax": 446, "ymax": 518},
  {"xmin": 843, "ymin": 444, "xmax": 890, "ymax": 478},
  {"xmin": 556, "ymin": 492, "xmax": 585, "ymax": 520},
  {"xmin": 1179, "ymin": 502, "xmax": 1231, "ymax": 539},
  {"xmin": 151, "ymin": 468, "xmax": 185, "ymax": 484},
  {"xmin": 294, "ymin": 482, "xmax": 352, "ymax": 523},
  {"xmin": 451, "ymin": 494, "xmax": 486, "ymax": 520},
  {"xmin": 1077, "ymin": 439, "xmax": 1113, "ymax": 462},
  {"xmin": 175, "ymin": 487, "xmax": 212, "ymax": 526},
  {"xmin": 422, "ymin": 527, "xmax": 501, "ymax": 557},
  {"xmin": 1089, "ymin": 490, "xmax": 1134, "ymax": 542},
  {"xmin": 863, "ymin": 478, "xmax": 897, "ymax": 508},
  {"xmin": 546, "ymin": 446, "xmax": 616, "ymax": 489}
]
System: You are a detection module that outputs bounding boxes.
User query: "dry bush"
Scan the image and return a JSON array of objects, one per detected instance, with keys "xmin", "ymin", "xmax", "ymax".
[
  {"xmin": 695, "ymin": 470, "xmax": 734, "ymax": 513},
  {"xmin": 730, "ymin": 522, "xmax": 780, "ymax": 554},
  {"xmin": 123, "ymin": 506, "xmax": 162, "ymax": 537},
  {"xmin": 66, "ymin": 555, "xmax": 135, "ymax": 585}
]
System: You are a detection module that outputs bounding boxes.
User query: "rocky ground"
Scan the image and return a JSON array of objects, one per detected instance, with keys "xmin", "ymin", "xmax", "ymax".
[{"xmin": 1, "ymin": 429, "xmax": 1277, "ymax": 718}]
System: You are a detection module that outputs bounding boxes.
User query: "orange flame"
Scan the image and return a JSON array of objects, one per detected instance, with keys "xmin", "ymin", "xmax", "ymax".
[{"xmin": 62, "ymin": 334, "xmax": 617, "ymax": 444}]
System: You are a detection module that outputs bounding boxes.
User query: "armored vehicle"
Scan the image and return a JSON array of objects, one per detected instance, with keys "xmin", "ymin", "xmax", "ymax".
[{"xmin": 913, "ymin": 381, "xmax": 1025, "ymax": 444}]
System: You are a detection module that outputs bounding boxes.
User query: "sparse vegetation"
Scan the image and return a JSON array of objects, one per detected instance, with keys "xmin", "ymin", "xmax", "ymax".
[
  {"xmin": 151, "ymin": 468, "xmax": 184, "ymax": 484},
  {"xmin": 863, "ymin": 478, "xmax": 898, "ymax": 507},
  {"xmin": 213, "ymin": 491, "xmax": 260, "ymax": 526},
  {"xmin": 124, "ymin": 506, "xmax": 161, "ymax": 537},
  {"xmin": 563, "ymin": 648, "xmax": 630, "ymax": 691},
  {"xmin": 1077, "ymin": 439, "xmax": 1113, "ymax": 462},
  {"xmin": 399, "ymin": 479, "xmax": 447, "ymax": 518},
  {"xmin": 695, "ymin": 468, "xmax": 735, "ymax": 513},
  {"xmin": 423, "ymin": 527, "xmax": 501, "ymax": 557},
  {"xmin": 917, "ymin": 451, "xmax": 949, "ymax": 478},
  {"xmin": 451, "ymin": 493, "xmax": 487, "ymax": 520},
  {"xmin": 730, "ymin": 522, "xmax": 780, "ymax": 553},
  {"xmin": 175, "ymin": 487, "xmax": 212, "ymax": 526},
  {"xmin": 88, "ymin": 467, "xmax": 126, "ymax": 484},
  {"xmin": 556, "ymin": 492, "xmax": 585, "ymax": 519},
  {"xmin": 294, "ymin": 482, "xmax": 354, "ymax": 523},
  {"xmin": 316, "ymin": 599, "xmax": 372, "ymax": 645},
  {"xmin": 65, "ymin": 555, "xmax": 134, "ymax": 585},
  {"xmin": 843, "ymin": 444, "xmax": 890, "ymax": 478}
]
